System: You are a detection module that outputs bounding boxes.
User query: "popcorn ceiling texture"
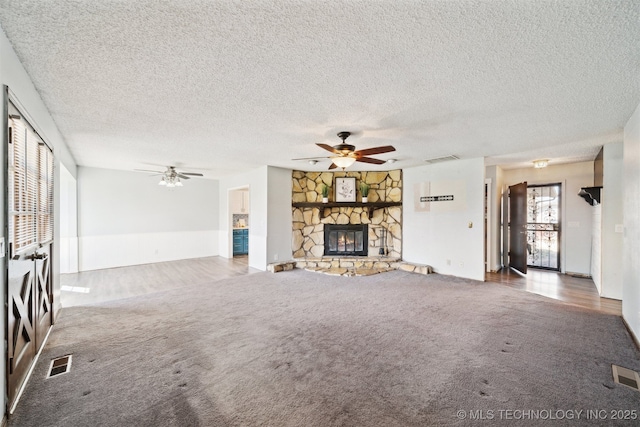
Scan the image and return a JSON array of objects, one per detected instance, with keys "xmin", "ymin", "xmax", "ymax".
[
  {"xmin": 292, "ymin": 170, "xmax": 402, "ymax": 258},
  {"xmin": 0, "ymin": 1, "xmax": 638, "ymax": 175}
]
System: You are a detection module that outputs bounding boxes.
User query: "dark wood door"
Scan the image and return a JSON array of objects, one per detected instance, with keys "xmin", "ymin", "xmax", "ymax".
[
  {"xmin": 34, "ymin": 244, "xmax": 53, "ymax": 349},
  {"xmin": 6, "ymin": 105, "xmax": 55, "ymax": 409},
  {"xmin": 7, "ymin": 256, "xmax": 37, "ymax": 406},
  {"xmin": 509, "ymin": 182, "xmax": 528, "ymax": 275}
]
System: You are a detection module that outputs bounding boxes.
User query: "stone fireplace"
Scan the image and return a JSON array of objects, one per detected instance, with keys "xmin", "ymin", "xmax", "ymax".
[
  {"xmin": 324, "ymin": 224, "xmax": 368, "ymax": 256},
  {"xmin": 291, "ymin": 170, "xmax": 402, "ymax": 259}
]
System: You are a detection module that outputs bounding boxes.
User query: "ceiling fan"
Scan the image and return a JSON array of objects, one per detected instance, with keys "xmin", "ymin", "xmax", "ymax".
[
  {"xmin": 294, "ymin": 132, "xmax": 396, "ymax": 170},
  {"xmin": 134, "ymin": 166, "xmax": 203, "ymax": 187}
]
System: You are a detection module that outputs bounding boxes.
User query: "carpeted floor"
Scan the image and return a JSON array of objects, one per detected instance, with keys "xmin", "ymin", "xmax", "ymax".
[{"xmin": 9, "ymin": 270, "xmax": 640, "ymax": 426}]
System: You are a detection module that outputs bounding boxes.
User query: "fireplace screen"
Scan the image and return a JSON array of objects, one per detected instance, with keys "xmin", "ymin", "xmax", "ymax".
[{"xmin": 324, "ymin": 224, "xmax": 368, "ymax": 256}]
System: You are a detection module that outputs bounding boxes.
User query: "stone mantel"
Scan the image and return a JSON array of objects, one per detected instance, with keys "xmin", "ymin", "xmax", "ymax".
[{"xmin": 291, "ymin": 201, "xmax": 402, "ymax": 218}]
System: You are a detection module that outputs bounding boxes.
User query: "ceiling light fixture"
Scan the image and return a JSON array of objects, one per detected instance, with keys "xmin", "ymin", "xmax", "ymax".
[
  {"xmin": 387, "ymin": 159, "xmax": 397, "ymax": 164},
  {"xmin": 331, "ymin": 156, "xmax": 357, "ymax": 169},
  {"xmin": 533, "ymin": 159, "xmax": 549, "ymax": 168},
  {"xmin": 308, "ymin": 159, "xmax": 318, "ymax": 165},
  {"xmin": 158, "ymin": 171, "xmax": 183, "ymax": 188}
]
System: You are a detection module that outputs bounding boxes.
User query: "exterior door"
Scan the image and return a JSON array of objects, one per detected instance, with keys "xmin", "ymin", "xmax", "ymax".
[
  {"xmin": 509, "ymin": 182, "xmax": 528, "ymax": 275},
  {"xmin": 6, "ymin": 105, "xmax": 54, "ymax": 409}
]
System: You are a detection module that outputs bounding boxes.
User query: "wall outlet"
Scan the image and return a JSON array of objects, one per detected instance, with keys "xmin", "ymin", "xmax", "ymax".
[
  {"xmin": 459, "ymin": 262, "xmax": 464, "ymax": 268},
  {"xmin": 446, "ymin": 259, "xmax": 451, "ymax": 266},
  {"xmin": 274, "ymin": 253, "xmax": 278, "ymax": 261}
]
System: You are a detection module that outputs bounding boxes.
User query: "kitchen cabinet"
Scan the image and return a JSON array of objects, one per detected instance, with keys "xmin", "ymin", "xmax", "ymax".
[
  {"xmin": 231, "ymin": 191, "xmax": 249, "ymax": 214},
  {"xmin": 233, "ymin": 228, "xmax": 249, "ymax": 255}
]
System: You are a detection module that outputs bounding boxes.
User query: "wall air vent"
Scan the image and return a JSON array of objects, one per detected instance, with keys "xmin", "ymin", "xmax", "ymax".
[{"xmin": 424, "ymin": 155, "xmax": 459, "ymax": 164}]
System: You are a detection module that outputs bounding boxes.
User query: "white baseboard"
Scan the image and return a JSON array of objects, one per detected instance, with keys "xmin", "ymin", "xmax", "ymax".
[{"xmin": 79, "ymin": 230, "xmax": 219, "ymax": 271}]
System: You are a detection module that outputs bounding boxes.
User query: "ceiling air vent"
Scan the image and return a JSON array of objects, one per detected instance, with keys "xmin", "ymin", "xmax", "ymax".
[{"xmin": 424, "ymin": 155, "xmax": 459, "ymax": 164}]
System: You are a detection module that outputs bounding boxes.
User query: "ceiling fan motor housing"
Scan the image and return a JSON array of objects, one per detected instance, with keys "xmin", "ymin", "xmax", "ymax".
[{"xmin": 333, "ymin": 144, "xmax": 356, "ymax": 155}]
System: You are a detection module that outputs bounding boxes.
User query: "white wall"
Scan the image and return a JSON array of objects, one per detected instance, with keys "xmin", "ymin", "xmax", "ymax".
[
  {"xmin": 403, "ymin": 158, "xmax": 486, "ymax": 281},
  {"xmin": 623, "ymin": 102, "xmax": 640, "ymax": 342},
  {"xmin": 218, "ymin": 166, "xmax": 293, "ymax": 271},
  {"xmin": 77, "ymin": 167, "xmax": 219, "ymax": 271},
  {"xmin": 1, "ymin": 25, "xmax": 79, "ymax": 417},
  {"xmin": 59, "ymin": 163, "xmax": 78, "ymax": 274},
  {"xmin": 601, "ymin": 141, "xmax": 624, "ymax": 300},
  {"xmin": 591, "ymin": 204, "xmax": 602, "ymax": 293},
  {"xmin": 219, "ymin": 166, "xmax": 269, "ymax": 270},
  {"xmin": 267, "ymin": 167, "xmax": 293, "ymax": 263},
  {"xmin": 502, "ymin": 162, "xmax": 594, "ymax": 275}
]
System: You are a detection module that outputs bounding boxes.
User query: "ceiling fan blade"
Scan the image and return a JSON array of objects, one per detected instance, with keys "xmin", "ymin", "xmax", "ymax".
[
  {"xmin": 356, "ymin": 156, "xmax": 386, "ymax": 165},
  {"xmin": 180, "ymin": 172, "xmax": 204, "ymax": 176},
  {"xmin": 354, "ymin": 145, "xmax": 396, "ymax": 157},
  {"xmin": 176, "ymin": 174, "xmax": 191, "ymax": 179},
  {"xmin": 134, "ymin": 169, "xmax": 163, "ymax": 173},
  {"xmin": 317, "ymin": 143, "xmax": 340, "ymax": 154},
  {"xmin": 291, "ymin": 156, "xmax": 330, "ymax": 161},
  {"xmin": 328, "ymin": 162, "xmax": 338, "ymax": 170}
]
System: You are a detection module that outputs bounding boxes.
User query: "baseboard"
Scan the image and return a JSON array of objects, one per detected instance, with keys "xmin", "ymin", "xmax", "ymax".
[
  {"xmin": 565, "ymin": 271, "xmax": 592, "ymax": 279},
  {"xmin": 1, "ymin": 414, "xmax": 7, "ymax": 427},
  {"xmin": 622, "ymin": 317, "xmax": 640, "ymax": 352}
]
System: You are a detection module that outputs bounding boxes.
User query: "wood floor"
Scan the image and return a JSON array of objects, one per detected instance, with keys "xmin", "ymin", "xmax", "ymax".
[
  {"xmin": 61, "ymin": 256, "xmax": 621, "ymax": 316},
  {"xmin": 486, "ymin": 268, "xmax": 622, "ymax": 315},
  {"xmin": 60, "ymin": 255, "xmax": 259, "ymax": 307}
]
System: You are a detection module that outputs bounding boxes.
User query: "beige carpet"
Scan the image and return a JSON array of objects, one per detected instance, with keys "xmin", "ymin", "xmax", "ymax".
[{"xmin": 9, "ymin": 270, "xmax": 640, "ymax": 426}]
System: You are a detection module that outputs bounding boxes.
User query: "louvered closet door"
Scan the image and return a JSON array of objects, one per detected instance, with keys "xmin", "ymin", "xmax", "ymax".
[{"xmin": 7, "ymin": 107, "xmax": 55, "ymax": 409}]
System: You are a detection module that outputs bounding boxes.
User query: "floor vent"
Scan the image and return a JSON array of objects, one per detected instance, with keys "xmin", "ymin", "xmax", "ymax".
[
  {"xmin": 424, "ymin": 155, "xmax": 459, "ymax": 164},
  {"xmin": 47, "ymin": 355, "xmax": 72, "ymax": 378},
  {"xmin": 612, "ymin": 365, "xmax": 640, "ymax": 391}
]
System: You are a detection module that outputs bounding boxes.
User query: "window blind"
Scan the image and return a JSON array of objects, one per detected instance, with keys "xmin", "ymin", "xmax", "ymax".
[{"xmin": 8, "ymin": 114, "xmax": 54, "ymax": 256}]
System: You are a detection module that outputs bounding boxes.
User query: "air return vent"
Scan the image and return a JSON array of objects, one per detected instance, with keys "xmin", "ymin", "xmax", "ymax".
[
  {"xmin": 47, "ymin": 355, "xmax": 72, "ymax": 378},
  {"xmin": 424, "ymin": 155, "xmax": 459, "ymax": 164},
  {"xmin": 612, "ymin": 365, "xmax": 640, "ymax": 391}
]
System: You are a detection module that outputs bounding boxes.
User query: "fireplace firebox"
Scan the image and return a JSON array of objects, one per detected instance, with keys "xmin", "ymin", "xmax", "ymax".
[{"xmin": 324, "ymin": 224, "xmax": 368, "ymax": 256}]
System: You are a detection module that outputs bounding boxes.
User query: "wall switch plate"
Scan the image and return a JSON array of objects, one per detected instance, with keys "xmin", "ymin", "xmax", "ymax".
[{"xmin": 615, "ymin": 224, "xmax": 624, "ymax": 233}]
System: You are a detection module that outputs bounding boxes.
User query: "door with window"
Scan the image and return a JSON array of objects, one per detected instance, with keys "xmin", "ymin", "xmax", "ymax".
[
  {"xmin": 526, "ymin": 184, "xmax": 561, "ymax": 270},
  {"xmin": 6, "ymin": 103, "xmax": 54, "ymax": 409}
]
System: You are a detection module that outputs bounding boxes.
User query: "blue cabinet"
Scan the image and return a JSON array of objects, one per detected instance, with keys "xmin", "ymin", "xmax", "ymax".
[{"xmin": 233, "ymin": 229, "xmax": 249, "ymax": 255}]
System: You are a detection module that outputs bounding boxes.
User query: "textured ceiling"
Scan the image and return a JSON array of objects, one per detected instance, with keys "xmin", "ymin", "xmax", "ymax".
[{"xmin": 0, "ymin": 0, "xmax": 638, "ymax": 177}]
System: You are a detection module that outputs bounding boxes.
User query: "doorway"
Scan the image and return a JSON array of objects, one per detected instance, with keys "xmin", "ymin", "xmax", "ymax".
[
  {"xmin": 526, "ymin": 184, "xmax": 561, "ymax": 270},
  {"xmin": 229, "ymin": 187, "xmax": 250, "ymax": 258}
]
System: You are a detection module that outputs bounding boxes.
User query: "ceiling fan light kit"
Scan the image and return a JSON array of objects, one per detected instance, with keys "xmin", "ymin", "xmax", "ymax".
[
  {"xmin": 331, "ymin": 156, "xmax": 357, "ymax": 169},
  {"xmin": 135, "ymin": 166, "xmax": 204, "ymax": 188}
]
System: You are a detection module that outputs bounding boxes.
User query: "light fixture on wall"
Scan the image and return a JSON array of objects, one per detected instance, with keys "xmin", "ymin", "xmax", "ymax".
[
  {"xmin": 533, "ymin": 159, "xmax": 549, "ymax": 168},
  {"xmin": 331, "ymin": 156, "xmax": 356, "ymax": 169}
]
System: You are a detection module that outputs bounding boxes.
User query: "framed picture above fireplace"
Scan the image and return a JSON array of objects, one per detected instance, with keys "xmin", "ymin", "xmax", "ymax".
[{"xmin": 334, "ymin": 177, "xmax": 356, "ymax": 202}]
